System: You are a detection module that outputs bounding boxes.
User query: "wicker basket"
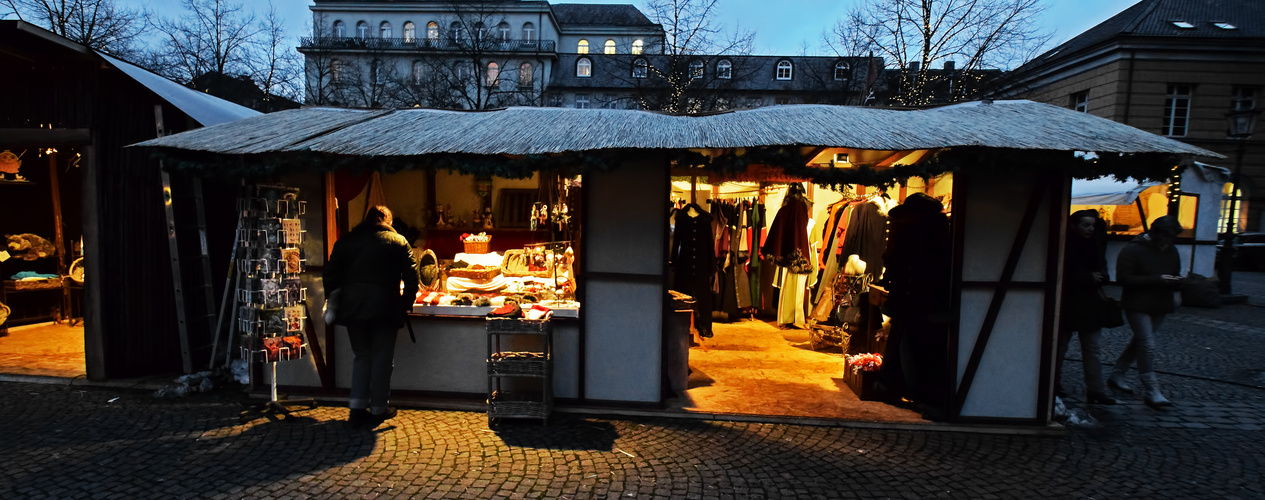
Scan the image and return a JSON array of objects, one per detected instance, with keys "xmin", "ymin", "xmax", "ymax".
[
  {"xmin": 463, "ymin": 239, "xmax": 490, "ymax": 254},
  {"xmin": 447, "ymin": 267, "xmax": 501, "ymax": 280}
]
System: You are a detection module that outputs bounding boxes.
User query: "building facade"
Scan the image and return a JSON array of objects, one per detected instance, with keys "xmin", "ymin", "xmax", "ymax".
[{"xmin": 1001, "ymin": 0, "xmax": 1264, "ymax": 231}]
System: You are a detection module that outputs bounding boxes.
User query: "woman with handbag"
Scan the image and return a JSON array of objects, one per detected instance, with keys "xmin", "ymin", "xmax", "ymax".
[
  {"xmin": 1108, "ymin": 215, "xmax": 1183, "ymax": 409},
  {"xmin": 1056, "ymin": 210, "xmax": 1117, "ymax": 405}
]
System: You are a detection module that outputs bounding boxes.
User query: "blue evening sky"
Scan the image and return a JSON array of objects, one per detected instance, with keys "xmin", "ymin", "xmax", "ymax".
[{"xmin": 111, "ymin": 0, "xmax": 1141, "ymax": 68}]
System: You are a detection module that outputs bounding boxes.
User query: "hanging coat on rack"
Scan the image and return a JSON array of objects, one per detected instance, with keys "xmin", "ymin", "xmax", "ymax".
[
  {"xmin": 670, "ymin": 204, "xmax": 716, "ymax": 337},
  {"xmin": 761, "ymin": 194, "xmax": 812, "ymax": 274}
]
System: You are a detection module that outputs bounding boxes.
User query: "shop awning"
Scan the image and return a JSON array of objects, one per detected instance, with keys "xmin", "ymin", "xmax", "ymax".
[
  {"xmin": 133, "ymin": 100, "xmax": 1221, "ymax": 158},
  {"xmin": 1071, "ymin": 177, "xmax": 1162, "ymax": 205}
]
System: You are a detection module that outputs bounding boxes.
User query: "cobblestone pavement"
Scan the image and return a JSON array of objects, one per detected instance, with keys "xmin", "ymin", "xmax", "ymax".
[{"xmin": 2, "ymin": 277, "xmax": 1264, "ymax": 498}]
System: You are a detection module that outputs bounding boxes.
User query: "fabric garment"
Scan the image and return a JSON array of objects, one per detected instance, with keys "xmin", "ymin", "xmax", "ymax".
[
  {"xmin": 670, "ymin": 205, "xmax": 716, "ymax": 337},
  {"xmin": 347, "ymin": 322, "xmax": 398, "ymax": 412},
  {"xmin": 1056, "ymin": 217, "xmax": 1111, "ymax": 395},
  {"xmin": 761, "ymin": 194, "xmax": 813, "ymax": 274},
  {"xmin": 777, "ymin": 219, "xmax": 818, "ymax": 327},
  {"xmin": 840, "ymin": 199, "xmax": 889, "ymax": 282},
  {"xmin": 1056, "ymin": 327, "xmax": 1106, "ymax": 395},
  {"xmin": 1116, "ymin": 234, "xmax": 1182, "ymax": 315},
  {"xmin": 324, "ymin": 219, "xmax": 420, "ymax": 414},
  {"xmin": 1115, "ymin": 310, "xmax": 1165, "ymax": 374}
]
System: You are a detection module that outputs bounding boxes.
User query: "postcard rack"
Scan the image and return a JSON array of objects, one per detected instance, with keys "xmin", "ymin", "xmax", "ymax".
[{"xmin": 233, "ymin": 185, "xmax": 316, "ymax": 423}]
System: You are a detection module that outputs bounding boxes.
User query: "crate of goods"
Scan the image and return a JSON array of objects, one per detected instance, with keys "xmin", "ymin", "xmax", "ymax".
[
  {"xmin": 12, "ymin": 278, "xmax": 63, "ymax": 290},
  {"xmin": 462, "ymin": 233, "xmax": 491, "ymax": 254},
  {"xmin": 447, "ymin": 265, "xmax": 501, "ymax": 280}
]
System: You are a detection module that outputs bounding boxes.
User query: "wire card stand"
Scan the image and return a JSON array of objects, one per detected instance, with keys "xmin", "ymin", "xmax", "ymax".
[{"xmin": 234, "ymin": 185, "xmax": 316, "ymax": 423}]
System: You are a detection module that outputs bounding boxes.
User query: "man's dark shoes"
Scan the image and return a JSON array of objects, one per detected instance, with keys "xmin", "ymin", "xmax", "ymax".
[
  {"xmin": 366, "ymin": 407, "xmax": 398, "ymax": 428},
  {"xmin": 348, "ymin": 408, "xmax": 370, "ymax": 428},
  {"xmin": 1086, "ymin": 392, "xmax": 1118, "ymax": 405}
]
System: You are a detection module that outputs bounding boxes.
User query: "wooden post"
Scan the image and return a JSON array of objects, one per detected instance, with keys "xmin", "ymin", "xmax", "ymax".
[
  {"xmin": 82, "ymin": 143, "xmax": 106, "ymax": 380},
  {"xmin": 47, "ymin": 151, "xmax": 69, "ymax": 321}
]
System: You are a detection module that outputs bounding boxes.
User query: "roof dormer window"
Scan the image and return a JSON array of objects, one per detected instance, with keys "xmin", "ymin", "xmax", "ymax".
[
  {"xmin": 1171, "ymin": 21, "xmax": 1195, "ymax": 29},
  {"xmin": 1213, "ymin": 22, "xmax": 1237, "ymax": 30}
]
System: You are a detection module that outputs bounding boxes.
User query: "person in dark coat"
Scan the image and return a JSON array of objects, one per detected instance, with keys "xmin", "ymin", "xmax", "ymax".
[
  {"xmin": 1055, "ymin": 210, "xmax": 1116, "ymax": 405},
  {"xmin": 1108, "ymin": 215, "xmax": 1182, "ymax": 408},
  {"xmin": 324, "ymin": 206, "xmax": 420, "ymax": 428}
]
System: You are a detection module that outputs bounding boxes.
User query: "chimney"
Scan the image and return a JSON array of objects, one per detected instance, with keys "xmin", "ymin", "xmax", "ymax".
[
  {"xmin": 907, "ymin": 61, "xmax": 920, "ymax": 71},
  {"xmin": 944, "ymin": 60, "xmax": 955, "ymax": 71}
]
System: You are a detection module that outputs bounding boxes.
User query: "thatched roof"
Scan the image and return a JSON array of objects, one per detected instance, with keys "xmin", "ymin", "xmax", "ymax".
[{"xmin": 134, "ymin": 100, "xmax": 1221, "ymax": 159}]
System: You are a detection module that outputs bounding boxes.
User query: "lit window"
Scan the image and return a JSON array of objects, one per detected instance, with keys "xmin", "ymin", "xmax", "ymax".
[
  {"xmin": 716, "ymin": 60, "xmax": 731, "ymax": 79},
  {"xmin": 497, "ymin": 22, "xmax": 510, "ymax": 41},
  {"xmin": 519, "ymin": 62, "xmax": 533, "ymax": 87},
  {"xmin": 403, "ymin": 22, "xmax": 415, "ymax": 42},
  {"xmin": 1213, "ymin": 22, "xmax": 1237, "ymax": 30},
  {"xmin": 1172, "ymin": 21, "xmax": 1195, "ymax": 29},
  {"xmin": 333, "ymin": 21, "xmax": 345, "ymax": 38},
  {"xmin": 426, "ymin": 22, "xmax": 439, "ymax": 41},
  {"xmin": 632, "ymin": 39, "xmax": 643, "ymax": 55},
  {"xmin": 1162, "ymin": 84, "xmax": 1191, "ymax": 136},
  {"xmin": 632, "ymin": 58, "xmax": 648, "ymax": 78},
  {"xmin": 575, "ymin": 94, "xmax": 590, "ymax": 109},
  {"xmin": 689, "ymin": 60, "xmax": 704, "ymax": 79},
  {"xmin": 356, "ymin": 21, "xmax": 369, "ymax": 38},
  {"xmin": 522, "ymin": 23, "xmax": 536, "ymax": 42},
  {"xmin": 1071, "ymin": 91, "xmax": 1088, "ymax": 112},
  {"xmin": 776, "ymin": 60, "xmax": 792, "ymax": 80},
  {"xmin": 486, "ymin": 62, "xmax": 499, "ymax": 86},
  {"xmin": 577, "ymin": 39, "xmax": 589, "ymax": 54},
  {"xmin": 834, "ymin": 61, "xmax": 850, "ymax": 81},
  {"xmin": 576, "ymin": 57, "xmax": 591, "ymax": 77},
  {"xmin": 605, "ymin": 40, "xmax": 616, "ymax": 54},
  {"xmin": 412, "ymin": 61, "xmax": 424, "ymax": 84},
  {"xmin": 380, "ymin": 21, "xmax": 391, "ymax": 38}
]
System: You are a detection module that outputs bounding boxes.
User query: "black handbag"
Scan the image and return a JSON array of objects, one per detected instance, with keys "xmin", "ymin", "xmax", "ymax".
[{"xmin": 1097, "ymin": 292, "xmax": 1125, "ymax": 328}]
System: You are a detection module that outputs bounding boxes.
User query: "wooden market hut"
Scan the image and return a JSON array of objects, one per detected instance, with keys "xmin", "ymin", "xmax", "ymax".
[
  {"xmin": 134, "ymin": 101, "xmax": 1219, "ymax": 424},
  {"xmin": 0, "ymin": 21, "xmax": 259, "ymax": 379}
]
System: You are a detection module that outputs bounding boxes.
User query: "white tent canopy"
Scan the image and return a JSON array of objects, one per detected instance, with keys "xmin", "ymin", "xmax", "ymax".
[{"xmin": 1071, "ymin": 177, "xmax": 1162, "ymax": 205}]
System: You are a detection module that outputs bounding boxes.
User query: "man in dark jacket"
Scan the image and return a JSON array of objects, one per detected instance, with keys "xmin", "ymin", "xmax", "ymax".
[
  {"xmin": 1109, "ymin": 215, "xmax": 1182, "ymax": 408},
  {"xmin": 323, "ymin": 206, "xmax": 420, "ymax": 428}
]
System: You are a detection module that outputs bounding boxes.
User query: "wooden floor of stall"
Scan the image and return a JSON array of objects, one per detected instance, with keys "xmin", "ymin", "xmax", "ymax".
[
  {"xmin": 668, "ymin": 317, "xmax": 928, "ymax": 424},
  {"xmin": 0, "ymin": 321, "xmax": 87, "ymax": 378}
]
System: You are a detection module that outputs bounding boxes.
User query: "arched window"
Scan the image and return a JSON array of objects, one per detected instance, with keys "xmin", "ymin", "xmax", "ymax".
[
  {"xmin": 604, "ymin": 39, "xmax": 616, "ymax": 54},
  {"xmin": 412, "ymin": 61, "xmax": 425, "ymax": 84},
  {"xmin": 454, "ymin": 61, "xmax": 471, "ymax": 80},
  {"xmin": 577, "ymin": 39, "xmax": 589, "ymax": 54},
  {"xmin": 333, "ymin": 20, "xmax": 345, "ymax": 38},
  {"xmin": 331, "ymin": 58, "xmax": 344, "ymax": 82},
  {"xmin": 632, "ymin": 58, "xmax": 648, "ymax": 78},
  {"xmin": 497, "ymin": 22, "xmax": 510, "ymax": 41},
  {"xmin": 519, "ymin": 62, "xmax": 533, "ymax": 87},
  {"xmin": 450, "ymin": 22, "xmax": 464, "ymax": 43},
  {"xmin": 486, "ymin": 62, "xmax": 499, "ymax": 86},
  {"xmin": 576, "ymin": 57, "xmax": 592, "ymax": 77},
  {"xmin": 403, "ymin": 22, "xmax": 416, "ymax": 42},
  {"xmin": 522, "ymin": 22, "xmax": 536, "ymax": 42},
  {"xmin": 380, "ymin": 21, "xmax": 391, "ymax": 38},
  {"xmin": 776, "ymin": 60, "xmax": 793, "ymax": 80},
  {"xmin": 473, "ymin": 22, "xmax": 485, "ymax": 41},
  {"xmin": 716, "ymin": 59, "xmax": 732, "ymax": 79},
  {"xmin": 834, "ymin": 61, "xmax": 850, "ymax": 81},
  {"xmin": 356, "ymin": 21, "xmax": 369, "ymax": 38},
  {"xmin": 426, "ymin": 21, "xmax": 439, "ymax": 41},
  {"xmin": 689, "ymin": 59, "xmax": 704, "ymax": 79},
  {"xmin": 631, "ymin": 39, "xmax": 643, "ymax": 55}
]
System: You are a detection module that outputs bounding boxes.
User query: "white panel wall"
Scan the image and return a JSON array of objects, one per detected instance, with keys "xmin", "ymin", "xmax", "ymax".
[{"xmin": 582, "ymin": 156, "xmax": 667, "ymax": 402}]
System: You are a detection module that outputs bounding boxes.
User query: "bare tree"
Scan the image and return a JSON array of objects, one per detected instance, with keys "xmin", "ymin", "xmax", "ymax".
[
  {"xmin": 834, "ymin": 0, "xmax": 1051, "ymax": 106},
  {"xmin": 2, "ymin": 0, "xmax": 145, "ymax": 56},
  {"xmin": 244, "ymin": 1, "xmax": 303, "ymax": 107},
  {"xmin": 637, "ymin": 0, "xmax": 755, "ymax": 112},
  {"xmin": 149, "ymin": 0, "xmax": 260, "ymax": 84}
]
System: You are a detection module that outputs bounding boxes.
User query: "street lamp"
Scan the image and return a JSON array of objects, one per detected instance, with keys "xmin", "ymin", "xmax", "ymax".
[{"xmin": 1219, "ymin": 107, "xmax": 1259, "ymax": 295}]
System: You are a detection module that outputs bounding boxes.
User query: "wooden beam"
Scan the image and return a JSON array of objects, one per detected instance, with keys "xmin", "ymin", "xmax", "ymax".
[{"xmin": 0, "ymin": 128, "xmax": 91, "ymax": 147}]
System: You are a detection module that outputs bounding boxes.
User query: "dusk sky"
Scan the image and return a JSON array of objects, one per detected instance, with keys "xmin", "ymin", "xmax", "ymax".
[{"xmin": 113, "ymin": 0, "xmax": 1142, "ymax": 68}]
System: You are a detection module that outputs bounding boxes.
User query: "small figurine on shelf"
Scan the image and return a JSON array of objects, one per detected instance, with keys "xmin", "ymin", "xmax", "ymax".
[
  {"xmin": 435, "ymin": 204, "xmax": 449, "ymax": 228},
  {"xmin": 482, "ymin": 207, "xmax": 494, "ymax": 229}
]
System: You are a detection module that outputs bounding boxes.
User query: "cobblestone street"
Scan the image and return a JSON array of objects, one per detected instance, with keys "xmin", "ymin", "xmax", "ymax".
[{"xmin": 2, "ymin": 275, "xmax": 1264, "ymax": 499}]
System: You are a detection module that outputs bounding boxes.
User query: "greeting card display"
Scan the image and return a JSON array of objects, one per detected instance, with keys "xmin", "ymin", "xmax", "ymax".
[{"xmin": 237, "ymin": 185, "xmax": 308, "ymax": 364}]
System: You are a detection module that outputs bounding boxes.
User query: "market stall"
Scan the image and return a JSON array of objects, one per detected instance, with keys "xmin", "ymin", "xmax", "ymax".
[{"xmin": 134, "ymin": 101, "xmax": 1220, "ymax": 425}]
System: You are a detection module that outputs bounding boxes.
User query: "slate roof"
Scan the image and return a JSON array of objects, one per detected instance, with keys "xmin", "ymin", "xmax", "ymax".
[
  {"xmin": 551, "ymin": 3, "xmax": 658, "ymax": 27},
  {"xmin": 1022, "ymin": 0, "xmax": 1265, "ymax": 70},
  {"xmin": 550, "ymin": 54, "xmax": 877, "ymax": 92}
]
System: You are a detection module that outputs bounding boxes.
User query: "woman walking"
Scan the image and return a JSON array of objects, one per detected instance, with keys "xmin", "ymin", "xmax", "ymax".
[
  {"xmin": 1056, "ymin": 210, "xmax": 1116, "ymax": 405},
  {"xmin": 1109, "ymin": 215, "xmax": 1184, "ymax": 408}
]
